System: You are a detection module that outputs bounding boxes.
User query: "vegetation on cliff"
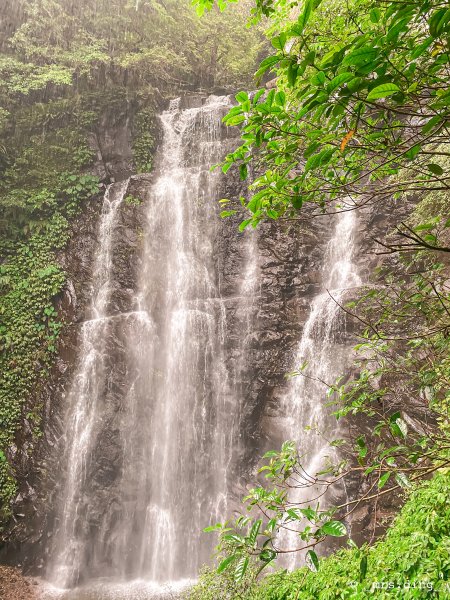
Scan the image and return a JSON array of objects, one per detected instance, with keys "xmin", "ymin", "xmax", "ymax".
[
  {"xmin": 189, "ymin": 471, "xmax": 450, "ymax": 598},
  {"xmin": 188, "ymin": 0, "xmax": 450, "ymax": 596}
]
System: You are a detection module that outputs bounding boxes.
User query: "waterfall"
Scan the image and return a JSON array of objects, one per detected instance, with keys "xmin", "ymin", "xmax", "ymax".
[
  {"xmin": 45, "ymin": 96, "xmax": 255, "ymax": 596},
  {"xmin": 277, "ymin": 210, "xmax": 361, "ymax": 568},
  {"xmin": 42, "ymin": 94, "xmax": 360, "ymax": 596},
  {"xmin": 48, "ymin": 180, "xmax": 130, "ymax": 588},
  {"xmin": 109, "ymin": 96, "xmax": 239, "ymax": 583}
]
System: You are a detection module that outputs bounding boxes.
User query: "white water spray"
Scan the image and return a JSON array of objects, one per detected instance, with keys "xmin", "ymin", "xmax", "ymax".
[{"xmin": 278, "ymin": 210, "xmax": 361, "ymax": 568}]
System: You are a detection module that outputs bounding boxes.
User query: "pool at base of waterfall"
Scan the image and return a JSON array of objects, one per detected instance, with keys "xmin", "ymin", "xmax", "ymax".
[{"xmin": 39, "ymin": 578, "xmax": 193, "ymax": 600}]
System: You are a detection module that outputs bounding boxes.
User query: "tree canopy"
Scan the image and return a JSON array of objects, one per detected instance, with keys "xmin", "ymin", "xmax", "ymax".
[{"xmin": 197, "ymin": 0, "xmax": 450, "ymax": 242}]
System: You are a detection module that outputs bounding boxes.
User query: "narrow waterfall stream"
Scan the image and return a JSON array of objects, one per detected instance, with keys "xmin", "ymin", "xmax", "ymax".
[
  {"xmin": 44, "ymin": 96, "xmax": 256, "ymax": 598},
  {"xmin": 48, "ymin": 180, "xmax": 131, "ymax": 588},
  {"xmin": 278, "ymin": 210, "xmax": 361, "ymax": 568}
]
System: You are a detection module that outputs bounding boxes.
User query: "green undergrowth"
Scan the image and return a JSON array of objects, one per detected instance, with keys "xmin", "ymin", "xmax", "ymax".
[
  {"xmin": 188, "ymin": 470, "xmax": 450, "ymax": 599},
  {"xmin": 0, "ymin": 177, "xmax": 99, "ymax": 524},
  {"xmin": 133, "ymin": 105, "xmax": 157, "ymax": 174}
]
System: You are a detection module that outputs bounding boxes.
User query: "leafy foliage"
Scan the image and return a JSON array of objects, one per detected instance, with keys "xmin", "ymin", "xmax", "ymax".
[
  {"xmin": 1, "ymin": 0, "xmax": 263, "ymax": 106},
  {"xmin": 132, "ymin": 107, "xmax": 157, "ymax": 174},
  {"xmin": 195, "ymin": 0, "xmax": 450, "ymax": 590},
  {"xmin": 0, "ymin": 173, "xmax": 99, "ymax": 521},
  {"xmin": 199, "ymin": 0, "xmax": 450, "ymax": 234},
  {"xmin": 0, "ymin": 89, "xmax": 105, "ymax": 519},
  {"xmin": 188, "ymin": 470, "xmax": 450, "ymax": 598}
]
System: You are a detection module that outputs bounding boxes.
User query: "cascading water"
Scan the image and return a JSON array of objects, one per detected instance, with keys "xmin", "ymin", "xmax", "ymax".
[
  {"xmin": 45, "ymin": 96, "xmax": 254, "ymax": 597},
  {"xmin": 48, "ymin": 180, "xmax": 131, "ymax": 588},
  {"xmin": 277, "ymin": 210, "xmax": 361, "ymax": 568},
  {"xmin": 111, "ymin": 96, "xmax": 239, "ymax": 584}
]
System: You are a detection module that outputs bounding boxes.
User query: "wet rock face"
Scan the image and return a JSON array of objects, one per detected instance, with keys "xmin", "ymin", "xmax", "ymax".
[
  {"xmin": 0, "ymin": 1, "xmax": 25, "ymax": 50},
  {"xmin": 1, "ymin": 176, "xmax": 152, "ymax": 567},
  {"xmin": 88, "ymin": 106, "xmax": 135, "ymax": 184}
]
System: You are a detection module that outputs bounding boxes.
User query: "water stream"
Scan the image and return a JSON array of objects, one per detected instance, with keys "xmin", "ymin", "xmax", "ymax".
[{"xmin": 277, "ymin": 210, "xmax": 361, "ymax": 568}]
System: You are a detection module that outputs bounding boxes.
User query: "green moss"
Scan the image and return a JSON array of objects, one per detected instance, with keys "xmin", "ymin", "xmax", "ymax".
[
  {"xmin": 124, "ymin": 194, "xmax": 142, "ymax": 206},
  {"xmin": 0, "ymin": 175, "xmax": 99, "ymax": 522},
  {"xmin": 400, "ymin": 146, "xmax": 450, "ymax": 228},
  {"xmin": 132, "ymin": 106, "xmax": 157, "ymax": 174}
]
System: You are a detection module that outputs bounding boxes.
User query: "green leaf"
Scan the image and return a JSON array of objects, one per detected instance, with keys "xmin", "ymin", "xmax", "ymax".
[
  {"xmin": 386, "ymin": 17, "xmax": 412, "ymax": 43},
  {"xmin": 360, "ymin": 555, "xmax": 368, "ymax": 581},
  {"xmin": 411, "ymin": 37, "xmax": 434, "ymax": 60},
  {"xmin": 223, "ymin": 533, "xmax": 244, "ymax": 544},
  {"xmin": 292, "ymin": 196, "xmax": 303, "ymax": 210},
  {"xmin": 217, "ymin": 555, "xmax": 237, "ymax": 573},
  {"xmin": 275, "ymin": 91, "xmax": 286, "ymax": 106},
  {"xmin": 429, "ymin": 8, "xmax": 450, "ymax": 38},
  {"xmin": 320, "ymin": 520, "xmax": 347, "ymax": 537},
  {"xmin": 252, "ymin": 89, "xmax": 266, "ymax": 105},
  {"xmin": 272, "ymin": 33, "xmax": 287, "ymax": 50},
  {"xmin": 327, "ymin": 72, "xmax": 354, "ymax": 93},
  {"xmin": 366, "ymin": 83, "xmax": 400, "ymax": 101},
  {"xmin": 405, "ymin": 144, "xmax": 421, "ymax": 160},
  {"xmin": 239, "ymin": 164, "xmax": 248, "ymax": 181},
  {"xmin": 311, "ymin": 71, "xmax": 326, "ymax": 86},
  {"xmin": 234, "ymin": 555, "xmax": 249, "ymax": 582},
  {"xmin": 236, "ymin": 91, "xmax": 249, "ymax": 103},
  {"xmin": 239, "ymin": 218, "xmax": 252, "ymax": 232},
  {"xmin": 378, "ymin": 472, "xmax": 391, "ymax": 489},
  {"xmin": 247, "ymin": 195, "xmax": 261, "ymax": 213},
  {"xmin": 342, "ymin": 46, "xmax": 377, "ymax": 67},
  {"xmin": 395, "ymin": 472, "xmax": 411, "ymax": 488},
  {"xmin": 297, "ymin": 0, "xmax": 313, "ymax": 34},
  {"xmin": 260, "ymin": 548, "xmax": 277, "ymax": 563},
  {"xmin": 226, "ymin": 114, "xmax": 246, "ymax": 126},
  {"xmin": 204, "ymin": 523, "xmax": 222, "ymax": 532},
  {"xmin": 300, "ymin": 507, "xmax": 317, "ymax": 521},
  {"xmin": 287, "ymin": 62, "xmax": 299, "ymax": 86},
  {"xmin": 369, "ymin": 8, "xmax": 381, "ymax": 23},
  {"xmin": 305, "ymin": 147, "xmax": 336, "ymax": 172},
  {"xmin": 356, "ymin": 435, "xmax": 368, "ymax": 459},
  {"xmin": 255, "ymin": 55, "xmax": 280, "ymax": 79},
  {"xmin": 389, "ymin": 413, "xmax": 408, "ymax": 438},
  {"xmin": 248, "ymin": 519, "xmax": 262, "ymax": 545},
  {"xmin": 414, "ymin": 219, "xmax": 439, "ymax": 231},
  {"xmin": 422, "ymin": 115, "xmax": 442, "ymax": 134},
  {"xmin": 306, "ymin": 549, "xmax": 319, "ymax": 572},
  {"xmin": 427, "ymin": 163, "xmax": 444, "ymax": 176}
]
